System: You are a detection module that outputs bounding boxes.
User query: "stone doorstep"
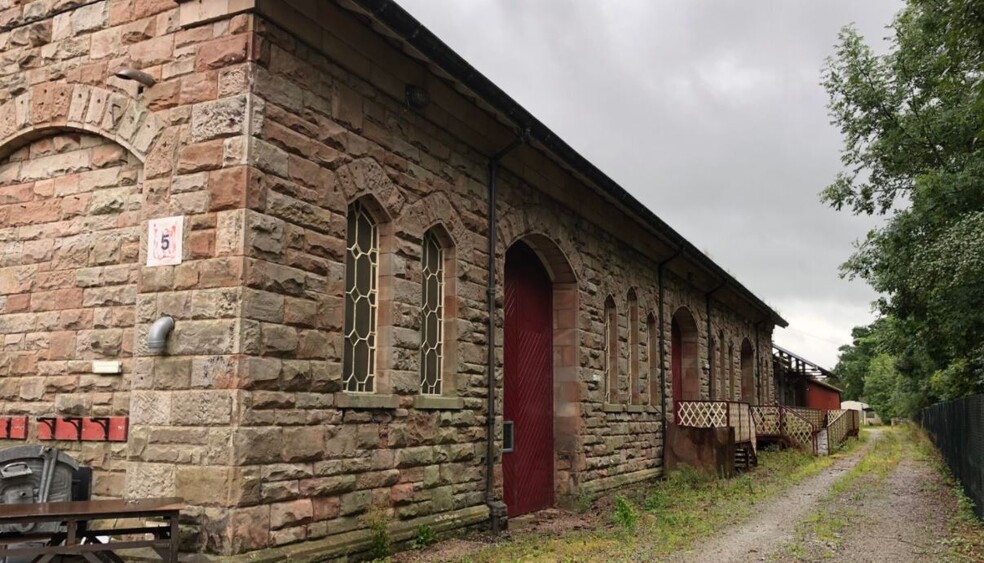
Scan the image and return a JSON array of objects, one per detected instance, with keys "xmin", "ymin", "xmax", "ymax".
[{"xmin": 158, "ymin": 505, "xmax": 491, "ymax": 562}]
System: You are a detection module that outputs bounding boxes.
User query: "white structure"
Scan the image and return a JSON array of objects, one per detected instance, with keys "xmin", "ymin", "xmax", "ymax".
[{"xmin": 841, "ymin": 400, "xmax": 882, "ymax": 425}]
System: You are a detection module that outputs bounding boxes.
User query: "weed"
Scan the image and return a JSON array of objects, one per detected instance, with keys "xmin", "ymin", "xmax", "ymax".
[
  {"xmin": 362, "ymin": 508, "xmax": 390, "ymax": 560},
  {"xmin": 462, "ymin": 441, "xmax": 850, "ymax": 561},
  {"xmin": 612, "ymin": 495, "xmax": 638, "ymax": 533},
  {"xmin": 410, "ymin": 524, "xmax": 436, "ymax": 550},
  {"xmin": 574, "ymin": 492, "xmax": 595, "ymax": 514},
  {"xmin": 643, "ymin": 489, "xmax": 668, "ymax": 513}
]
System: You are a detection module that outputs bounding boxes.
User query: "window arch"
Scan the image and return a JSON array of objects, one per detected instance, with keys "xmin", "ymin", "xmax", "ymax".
[
  {"xmin": 604, "ymin": 295, "xmax": 618, "ymax": 403},
  {"xmin": 343, "ymin": 198, "xmax": 380, "ymax": 393},
  {"xmin": 727, "ymin": 341, "xmax": 735, "ymax": 402},
  {"xmin": 718, "ymin": 330, "xmax": 726, "ymax": 400},
  {"xmin": 647, "ymin": 312, "xmax": 659, "ymax": 407},
  {"xmin": 627, "ymin": 290, "xmax": 640, "ymax": 405}
]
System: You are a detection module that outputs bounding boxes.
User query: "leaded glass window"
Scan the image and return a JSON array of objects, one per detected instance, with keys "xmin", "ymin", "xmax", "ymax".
[
  {"xmin": 343, "ymin": 200, "xmax": 378, "ymax": 393},
  {"xmin": 605, "ymin": 296, "xmax": 618, "ymax": 403},
  {"xmin": 420, "ymin": 230, "xmax": 444, "ymax": 394}
]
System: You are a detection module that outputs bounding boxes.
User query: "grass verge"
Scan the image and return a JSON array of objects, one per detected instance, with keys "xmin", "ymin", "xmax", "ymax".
[
  {"xmin": 905, "ymin": 424, "xmax": 984, "ymax": 561},
  {"xmin": 458, "ymin": 438, "xmax": 864, "ymax": 562}
]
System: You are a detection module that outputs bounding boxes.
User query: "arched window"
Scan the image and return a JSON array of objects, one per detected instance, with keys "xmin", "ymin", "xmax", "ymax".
[
  {"xmin": 741, "ymin": 338, "xmax": 755, "ymax": 404},
  {"xmin": 420, "ymin": 229, "xmax": 445, "ymax": 395},
  {"xmin": 628, "ymin": 290, "xmax": 640, "ymax": 405},
  {"xmin": 343, "ymin": 199, "xmax": 378, "ymax": 393},
  {"xmin": 718, "ymin": 330, "xmax": 726, "ymax": 400},
  {"xmin": 647, "ymin": 312, "xmax": 659, "ymax": 406},
  {"xmin": 727, "ymin": 342, "xmax": 735, "ymax": 402},
  {"xmin": 605, "ymin": 295, "xmax": 618, "ymax": 403}
]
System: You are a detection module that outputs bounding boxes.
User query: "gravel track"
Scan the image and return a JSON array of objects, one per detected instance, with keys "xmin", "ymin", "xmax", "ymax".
[{"xmin": 669, "ymin": 430, "xmax": 881, "ymax": 563}]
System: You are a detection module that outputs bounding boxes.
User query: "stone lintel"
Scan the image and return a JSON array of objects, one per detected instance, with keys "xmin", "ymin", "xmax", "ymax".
[
  {"xmin": 333, "ymin": 392, "xmax": 400, "ymax": 410},
  {"xmin": 412, "ymin": 395, "xmax": 464, "ymax": 410}
]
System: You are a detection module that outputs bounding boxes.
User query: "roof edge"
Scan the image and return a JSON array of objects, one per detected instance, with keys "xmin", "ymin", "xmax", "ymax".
[{"xmin": 346, "ymin": 0, "xmax": 788, "ymax": 327}]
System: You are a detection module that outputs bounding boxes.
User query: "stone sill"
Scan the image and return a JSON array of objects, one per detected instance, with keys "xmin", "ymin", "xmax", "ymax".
[
  {"xmin": 626, "ymin": 405, "xmax": 647, "ymax": 413},
  {"xmin": 334, "ymin": 393, "xmax": 400, "ymax": 410},
  {"xmin": 412, "ymin": 396, "xmax": 464, "ymax": 410},
  {"xmin": 602, "ymin": 403, "xmax": 625, "ymax": 413}
]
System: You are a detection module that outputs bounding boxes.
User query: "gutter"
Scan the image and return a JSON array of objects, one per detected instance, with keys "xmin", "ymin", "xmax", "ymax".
[{"xmin": 347, "ymin": 0, "xmax": 787, "ymax": 329}]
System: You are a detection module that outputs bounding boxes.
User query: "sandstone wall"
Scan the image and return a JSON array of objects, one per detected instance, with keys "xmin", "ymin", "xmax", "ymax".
[
  {"xmin": 0, "ymin": 132, "xmax": 140, "ymax": 497},
  {"xmin": 0, "ymin": 0, "xmax": 259, "ymax": 554}
]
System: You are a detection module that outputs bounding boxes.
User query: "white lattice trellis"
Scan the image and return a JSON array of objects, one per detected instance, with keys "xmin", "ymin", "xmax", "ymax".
[
  {"xmin": 784, "ymin": 411, "xmax": 815, "ymax": 452},
  {"xmin": 827, "ymin": 410, "xmax": 849, "ymax": 449},
  {"xmin": 676, "ymin": 401, "xmax": 727, "ymax": 428},
  {"xmin": 788, "ymin": 407, "xmax": 823, "ymax": 429},
  {"xmin": 752, "ymin": 406, "xmax": 780, "ymax": 435}
]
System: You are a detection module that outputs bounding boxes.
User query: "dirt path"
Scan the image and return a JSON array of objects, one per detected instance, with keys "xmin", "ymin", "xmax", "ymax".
[
  {"xmin": 769, "ymin": 427, "xmax": 957, "ymax": 562},
  {"xmin": 666, "ymin": 430, "xmax": 882, "ymax": 563},
  {"xmin": 828, "ymin": 456, "xmax": 949, "ymax": 561}
]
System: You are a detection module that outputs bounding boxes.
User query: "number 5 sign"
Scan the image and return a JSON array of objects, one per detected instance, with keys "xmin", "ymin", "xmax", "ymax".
[{"xmin": 147, "ymin": 216, "xmax": 184, "ymax": 267}]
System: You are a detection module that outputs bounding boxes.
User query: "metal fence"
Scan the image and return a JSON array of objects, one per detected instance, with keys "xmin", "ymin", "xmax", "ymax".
[{"xmin": 920, "ymin": 394, "xmax": 984, "ymax": 519}]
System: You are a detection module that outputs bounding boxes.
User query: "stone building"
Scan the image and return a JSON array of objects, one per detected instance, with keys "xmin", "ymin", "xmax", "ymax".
[{"xmin": 0, "ymin": 0, "xmax": 786, "ymax": 558}]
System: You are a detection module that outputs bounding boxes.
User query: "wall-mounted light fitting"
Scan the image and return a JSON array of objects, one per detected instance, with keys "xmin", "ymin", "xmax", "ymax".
[
  {"xmin": 405, "ymin": 85, "xmax": 430, "ymax": 109},
  {"xmin": 114, "ymin": 68, "xmax": 156, "ymax": 93}
]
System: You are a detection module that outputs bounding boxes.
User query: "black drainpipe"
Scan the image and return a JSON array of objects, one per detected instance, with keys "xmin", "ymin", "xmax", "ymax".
[
  {"xmin": 657, "ymin": 249, "xmax": 681, "ymax": 433},
  {"xmin": 485, "ymin": 130, "xmax": 529, "ymax": 534},
  {"xmin": 704, "ymin": 282, "xmax": 726, "ymax": 400}
]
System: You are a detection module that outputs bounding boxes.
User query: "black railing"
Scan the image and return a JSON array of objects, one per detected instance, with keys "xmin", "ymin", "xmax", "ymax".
[{"xmin": 920, "ymin": 394, "xmax": 984, "ymax": 519}]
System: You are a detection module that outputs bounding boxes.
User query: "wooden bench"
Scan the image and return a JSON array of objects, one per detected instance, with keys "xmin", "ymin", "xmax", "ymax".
[{"xmin": 0, "ymin": 497, "xmax": 184, "ymax": 563}]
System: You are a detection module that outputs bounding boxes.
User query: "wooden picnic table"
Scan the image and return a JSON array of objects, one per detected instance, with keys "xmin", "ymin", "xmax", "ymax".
[{"xmin": 0, "ymin": 497, "xmax": 184, "ymax": 563}]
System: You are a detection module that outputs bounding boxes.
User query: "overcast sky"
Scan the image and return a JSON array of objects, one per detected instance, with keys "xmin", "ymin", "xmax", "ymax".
[{"xmin": 398, "ymin": 0, "xmax": 902, "ymax": 369}]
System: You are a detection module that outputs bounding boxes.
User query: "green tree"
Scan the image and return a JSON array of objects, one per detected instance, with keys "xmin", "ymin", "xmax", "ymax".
[
  {"xmin": 863, "ymin": 353, "xmax": 901, "ymax": 421},
  {"xmin": 823, "ymin": 0, "xmax": 984, "ymax": 407},
  {"xmin": 831, "ymin": 323, "xmax": 882, "ymax": 401}
]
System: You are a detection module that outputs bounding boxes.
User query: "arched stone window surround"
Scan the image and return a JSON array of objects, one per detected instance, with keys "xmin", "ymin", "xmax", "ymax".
[
  {"xmin": 341, "ymin": 193, "xmax": 395, "ymax": 395},
  {"xmin": 646, "ymin": 311, "xmax": 659, "ymax": 407},
  {"xmin": 740, "ymin": 337, "xmax": 755, "ymax": 404},
  {"xmin": 717, "ymin": 330, "xmax": 727, "ymax": 400},
  {"xmin": 627, "ymin": 288, "xmax": 641, "ymax": 405},
  {"xmin": 604, "ymin": 295, "xmax": 619, "ymax": 404},
  {"xmin": 728, "ymin": 340, "xmax": 736, "ymax": 402},
  {"xmin": 416, "ymin": 222, "xmax": 459, "ymax": 400}
]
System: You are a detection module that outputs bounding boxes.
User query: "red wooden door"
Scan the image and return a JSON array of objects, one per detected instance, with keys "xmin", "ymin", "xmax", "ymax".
[
  {"xmin": 671, "ymin": 321, "xmax": 682, "ymax": 417},
  {"xmin": 503, "ymin": 242, "xmax": 554, "ymax": 517}
]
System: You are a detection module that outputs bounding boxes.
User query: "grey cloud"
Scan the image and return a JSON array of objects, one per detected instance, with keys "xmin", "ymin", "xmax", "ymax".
[{"xmin": 399, "ymin": 0, "xmax": 901, "ymax": 367}]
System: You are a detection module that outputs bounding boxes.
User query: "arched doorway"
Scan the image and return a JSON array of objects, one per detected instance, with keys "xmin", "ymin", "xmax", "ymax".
[
  {"xmin": 502, "ymin": 237, "xmax": 577, "ymax": 516},
  {"xmin": 740, "ymin": 339, "xmax": 755, "ymax": 403},
  {"xmin": 671, "ymin": 308, "xmax": 700, "ymax": 418}
]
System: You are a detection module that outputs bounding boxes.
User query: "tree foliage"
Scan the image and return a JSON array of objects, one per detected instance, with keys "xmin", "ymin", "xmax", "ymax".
[{"xmin": 824, "ymin": 0, "xmax": 984, "ymax": 414}]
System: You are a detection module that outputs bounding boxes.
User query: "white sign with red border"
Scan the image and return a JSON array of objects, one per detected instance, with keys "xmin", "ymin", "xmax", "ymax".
[{"xmin": 147, "ymin": 216, "xmax": 184, "ymax": 267}]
